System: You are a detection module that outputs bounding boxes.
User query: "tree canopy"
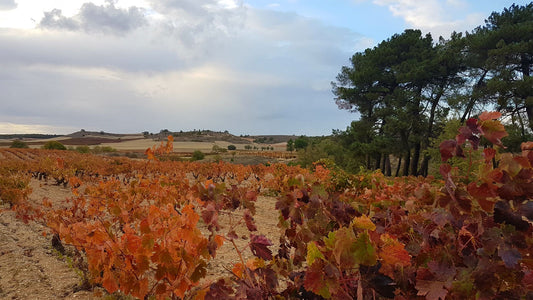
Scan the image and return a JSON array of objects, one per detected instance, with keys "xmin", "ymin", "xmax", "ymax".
[{"xmin": 330, "ymin": 3, "xmax": 533, "ymax": 176}]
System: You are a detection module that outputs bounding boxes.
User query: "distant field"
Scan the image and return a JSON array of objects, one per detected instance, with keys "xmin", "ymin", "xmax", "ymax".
[
  {"xmin": 0, "ymin": 131, "xmax": 291, "ymax": 153},
  {"xmin": 0, "ymin": 137, "xmax": 289, "ymax": 157}
]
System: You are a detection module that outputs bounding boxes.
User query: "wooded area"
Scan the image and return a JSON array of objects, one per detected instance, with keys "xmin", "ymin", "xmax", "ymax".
[{"xmin": 330, "ymin": 3, "xmax": 533, "ymax": 176}]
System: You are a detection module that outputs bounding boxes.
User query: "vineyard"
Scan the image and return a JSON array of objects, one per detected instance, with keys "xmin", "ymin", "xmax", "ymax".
[{"xmin": 0, "ymin": 113, "xmax": 532, "ymax": 299}]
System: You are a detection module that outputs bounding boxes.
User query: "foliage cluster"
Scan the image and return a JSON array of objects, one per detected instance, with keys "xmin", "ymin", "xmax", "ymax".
[
  {"xmin": 10, "ymin": 139, "xmax": 29, "ymax": 148},
  {"xmin": 192, "ymin": 150, "xmax": 205, "ymax": 161},
  {"xmin": 43, "ymin": 140, "xmax": 67, "ymax": 150}
]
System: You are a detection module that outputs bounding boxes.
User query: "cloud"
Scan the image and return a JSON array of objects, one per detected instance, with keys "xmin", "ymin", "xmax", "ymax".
[
  {"xmin": 0, "ymin": 0, "xmax": 16, "ymax": 10},
  {"xmin": 0, "ymin": 28, "xmax": 185, "ymax": 72},
  {"xmin": 39, "ymin": 9, "xmax": 80, "ymax": 31},
  {"xmin": 1, "ymin": 2, "xmax": 361, "ymax": 135},
  {"xmin": 39, "ymin": 1, "xmax": 147, "ymax": 35},
  {"xmin": 373, "ymin": 0, "xmax": 484, "ymax": 38}
]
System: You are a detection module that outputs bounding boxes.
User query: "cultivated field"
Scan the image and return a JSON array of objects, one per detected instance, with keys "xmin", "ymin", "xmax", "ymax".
[{"xmin": 1, "ymin": 115, "xmax": 532, "ymax": 300}]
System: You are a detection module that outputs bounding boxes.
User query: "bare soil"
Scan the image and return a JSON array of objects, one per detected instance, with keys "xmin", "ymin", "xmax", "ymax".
[
  {"xmin": 0, "ymin": 179, "xmax": 281, "ymax": 299},
  {"xmin": 0, "ymin": 181, "xmax": 100, "ymax": 299}
]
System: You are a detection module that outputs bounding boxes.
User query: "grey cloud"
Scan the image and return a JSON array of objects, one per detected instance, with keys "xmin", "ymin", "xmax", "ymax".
[
  {"xmin": 154, "ymin": 1, "xmax": 246, "ymax": 50},
  {"xmin": 78, "ymin": 2, "xmax": 147, "ymax": 34},
  {"xmin": 0, "ymin": 0, "xmax": 16, "ymax": 10},
  {"xmin": 0, "ymin": 64, "xmax": 153, "ymax": 133},
  {"xmin": 39, "ymin": 1, "xmax": 147, "ymax": 35},
  {"xmin": 39, "ymin": 9, "xmax": 80, "ymax": 31},
  {"xmin": 0, "ymin": 29, "xmax": 186, "ymax": 72}
]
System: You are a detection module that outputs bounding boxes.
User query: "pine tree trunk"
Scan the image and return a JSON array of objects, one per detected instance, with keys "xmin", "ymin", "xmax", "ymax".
[
  {"xmin": 374, "ymin": 153, "xmax": 381, "ymax": 170},
  {"xmin": 385, "ymin": 155, "xmax": 392, "ymax": 176},
  {"xmin": 403, "ymin": 149, "xmax": 411, "ymax": 176},
  {"xmin": 419, "ymin": 154, "xmax": 430, "ymax": 177},
  {"xmin": 410, "ymin": 142, "xmax": 421, "ymax": 176},
  {"xmin": 395, "ymin": 156, "xmax": 402, "ymax": 177}
]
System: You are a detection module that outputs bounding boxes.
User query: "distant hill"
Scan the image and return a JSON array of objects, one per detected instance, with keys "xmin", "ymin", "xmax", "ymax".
[
  {"xmin": 0, "ymin": 134, "xmax": 62, "ymax": 140},
  {"xmin": 150, "ymin": 131, "xmax": 302, "ymax": 144},
  {"xmin": 66, "ymin": 130, "xmax": 137, "ymax": 138},
  {"xmin": 0, "ymin": 129, "xmax": 315, "ymax": 148},
  {"xmin": 150, "ymin": 130, "xmax": 252, "ymax": 144}
]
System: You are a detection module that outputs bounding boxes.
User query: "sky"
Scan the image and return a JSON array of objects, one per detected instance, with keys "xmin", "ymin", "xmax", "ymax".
[{"xmin": 0, "ymin": 0, "xmax": 529, "ymax": 135}]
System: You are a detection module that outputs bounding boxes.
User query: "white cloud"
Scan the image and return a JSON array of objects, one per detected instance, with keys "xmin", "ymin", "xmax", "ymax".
[{"xmin": 373, "ymin": 0, "xmax": 484, "ymax": 38}]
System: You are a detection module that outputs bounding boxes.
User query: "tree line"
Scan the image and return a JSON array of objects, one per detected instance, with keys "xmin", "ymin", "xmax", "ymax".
[{"xmin": 326, "ymin": 3, "xmax": 533, "ymax": 176}]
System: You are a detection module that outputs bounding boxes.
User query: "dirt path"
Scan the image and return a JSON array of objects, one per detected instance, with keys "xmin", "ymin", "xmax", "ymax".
[{"xmin": 0, "ymin": 180, "xmax": 281, "ymax": 299}]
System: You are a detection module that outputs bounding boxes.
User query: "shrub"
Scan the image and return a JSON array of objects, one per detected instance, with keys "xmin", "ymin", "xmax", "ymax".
[
  {"xmin": 10, "ymin": 140, "xmax": 28, "ymax": 148},
  {"xmin": 211, "ymin": 145, "xmax": 227, "ymax": 154},
  {"xmin": 191, "ymin": 150, "xmax": 205, "ymax": 161},
  {"xmin": 92, "ymin": 146, "xmax": 116, "ymax": 154},
  {"xmin": 125, "ymin": 152, "xmax": 139, "ymax": 159},
  {"xmin": 43, "ymin": 140, "xmax": 67, "ymax": 150},
  {"xmin": 75, "ymin": 145, "xmax": 90, "ymax": 153},
  {"xmin": 227, "ymin": 145, "xmax": 237, "ymax": 150}
]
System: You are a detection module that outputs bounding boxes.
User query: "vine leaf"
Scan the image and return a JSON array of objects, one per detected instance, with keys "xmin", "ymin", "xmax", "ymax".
[
  {"xmin": 352, "ymin": 215, "xmax": 376, "ymax": 231},
  {"xmin": 201, "ymin": 203, "xmax": 220, "ymax": 231},
  {"xmin": 303, "ymin": 260, "xmax": 331, "ymax": 299},
  {"xmin": 439, "ymin": 140, "xmax": 460, "ymax": 162},
  {"xmin": 415, "ymin": 268, "xmax": 448, "ymax": 300},
  {"xmin": 478, "ymin": 111, "xmax": 502, "ymax": 121},
  {"xmin": 332, "ymin": 227, "xmax": 357, "ymax": 268},
  {"xmin": 250, "ymin": 235, "xmax": 273, "ymax": 260},
  {"xmin": 457, "ymin": 124, "xmax": 480, "ymax": 150},
  {"xmin": 354, "ymin": 231, "xmax": 377, "ymax": 266},
  {"xmin": 306, "ymin": 241, "xmax": 325, "ymax": 266},
  {"xmin": 243, "ymin": 209, "xmax": 257, "ymax": 232},
  {"xmin": 478, "ymin": 112, "xmax": 508, "ymax": 148},
  {"xmin": 102, "ymin": 269, "xmax": 119, "ymax": 294},
  {"xmin": 483, "ymin": 148, "xmax": 496, "ymax": 163},
  {"xmin": 466, "ymin": 182, "xmax": 497, "ymax": 212},
  {"xmin": 232, "ymin": 263, "xmax": 245, "ymax": 279},
  {"xmin": 498, "ymin": 246, "xmax": 521, "ymax": 268},
  {"xmin": 415, "ymin": 280, "xmax": 448, "ymax": 300},
  {"xmin": 379, "ymin": 234, "xmax": 410, "ymax": 271}
]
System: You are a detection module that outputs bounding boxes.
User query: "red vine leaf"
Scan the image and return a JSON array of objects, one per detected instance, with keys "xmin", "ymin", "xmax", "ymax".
[
  {"xmin": 439, "ymin": 140, "xmax": 458, "ymax": 162},
  {"xmin": 250, "ymin": 235, "xmax": 273, "ymax": 260},
  {"xmin": 303, "ymin": 260, "xmax": 331, "ymax": 298},
  {"xmin": 483, "ymin": 148, "xmax": 496, "ymax": 163},
  {"xmin": 478, "ymin": 111, "xmax": 502, "ymax": 121},
  {"xmin": 102, "ymin": 269, "xmax": 119, "ymax": 294},
  {"xmin": 244, "ymin": 209, "xmax": 257, "ymax": 232}
]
